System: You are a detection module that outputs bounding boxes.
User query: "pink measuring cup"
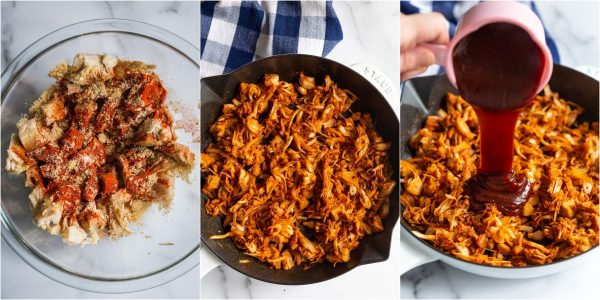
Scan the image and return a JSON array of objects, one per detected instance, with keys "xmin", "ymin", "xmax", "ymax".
[{"xmin": 423, "ymin": 1, "xmax": 553, "ymax": 93}]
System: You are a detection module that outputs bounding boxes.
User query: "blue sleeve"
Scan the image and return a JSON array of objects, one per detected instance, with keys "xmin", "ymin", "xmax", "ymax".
[{"xmin": 530, "ymin": 2, "xmax": 560, "ymax": 63}]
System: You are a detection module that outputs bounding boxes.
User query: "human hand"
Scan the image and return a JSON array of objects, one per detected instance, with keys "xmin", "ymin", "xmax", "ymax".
[{"xmin": 401, "ymin": 12, "xmax": 449, "ymax": 79}]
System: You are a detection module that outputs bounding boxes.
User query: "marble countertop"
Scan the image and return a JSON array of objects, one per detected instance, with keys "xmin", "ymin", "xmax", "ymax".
[
  {"xmin": 401, "ymin": 1, "xmax": 600, "ymax": 299},
  {"xmin": 1, "ymin": 1, "xmax": 199, "ymax": 298},
  {"xmin": 200, "ymin": 1, "xmax": 401, "ymax": 299}
]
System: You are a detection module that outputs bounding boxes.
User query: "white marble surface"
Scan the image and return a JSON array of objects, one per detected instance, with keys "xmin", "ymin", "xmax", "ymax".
[
  {"xmin": 200, "ymin": 1, "xmax": 401, "ymax": 299},
  {"xmin": 1, "ymin": 1, "xmax": 199, "ymax": 298},
  {"xmin": 401, "ymin": 1, "xmax": 600, "ymax": 299}
]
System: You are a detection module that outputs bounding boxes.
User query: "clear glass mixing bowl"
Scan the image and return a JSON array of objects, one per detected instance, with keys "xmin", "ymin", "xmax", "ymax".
[{"xmin": 1, "ymin": 19, "xmax": 199, "ymax": 293}]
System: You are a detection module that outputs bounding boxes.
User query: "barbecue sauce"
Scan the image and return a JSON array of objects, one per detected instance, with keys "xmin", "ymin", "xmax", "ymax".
[{"xmin": 452, "ymin": 22, "xmax": 545, "ymax": 215}]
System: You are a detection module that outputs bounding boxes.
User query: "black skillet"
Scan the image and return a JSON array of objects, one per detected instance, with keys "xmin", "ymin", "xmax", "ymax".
[
  {"xmin": 400, "ymin": 64, "xmax": 599, "ymax": 277},
  {"xmin": 201, "ymin": 54, "xmax": 400, "ymax": 285}
]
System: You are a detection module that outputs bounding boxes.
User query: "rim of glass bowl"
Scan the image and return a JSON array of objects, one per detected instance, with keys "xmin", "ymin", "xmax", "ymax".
[{"xmin": 0, "ymin": 18, "xmax": 199, "ymax": 294}]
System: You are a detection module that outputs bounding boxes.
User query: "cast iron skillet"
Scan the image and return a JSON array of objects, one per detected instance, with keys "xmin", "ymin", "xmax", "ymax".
[
  {"xmin": 400, "ymin": 64, "xmax": 599, "ymax": 275},
  {"xmin": 201, "ymin": 54, "xmax": 400, "ymax": 285}
]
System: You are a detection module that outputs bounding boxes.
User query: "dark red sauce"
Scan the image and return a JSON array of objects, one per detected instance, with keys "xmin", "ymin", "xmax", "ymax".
[{"xmin": 452, "ymin": 22, "xmax": 545, "ymax": 215}]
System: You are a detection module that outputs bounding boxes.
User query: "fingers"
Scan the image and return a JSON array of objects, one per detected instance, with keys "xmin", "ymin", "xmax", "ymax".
[
  {"xmin": 401, "ymin": 46, "xmax": 435, "ymax": 74},
  {"xmin": 401, "ymin": 66, "xmax": 429, "ymax": 81},
  {"xmin": 400, "ymin": 12, "xmax": 449, "ymax": 80},
  {"xmin": 401, "ymin": 12, "xmax": 450, "ymax": 51}
]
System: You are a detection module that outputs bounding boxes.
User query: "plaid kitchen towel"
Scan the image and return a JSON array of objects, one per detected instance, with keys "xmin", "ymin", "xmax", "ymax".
[{"xmin": 201, "ymin": 0, "xmax": 343, "ymax": 76}]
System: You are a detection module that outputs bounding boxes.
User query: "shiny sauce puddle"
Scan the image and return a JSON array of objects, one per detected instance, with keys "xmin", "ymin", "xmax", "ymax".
[{"xmin": 452, "ymin": 22, "xmax": 545, "ymax": 215}]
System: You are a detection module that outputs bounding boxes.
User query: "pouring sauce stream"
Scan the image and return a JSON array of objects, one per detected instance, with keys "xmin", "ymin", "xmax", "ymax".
[{"xmin": 452, "ymin": 22, "xmax": 545, "ymax": 215}]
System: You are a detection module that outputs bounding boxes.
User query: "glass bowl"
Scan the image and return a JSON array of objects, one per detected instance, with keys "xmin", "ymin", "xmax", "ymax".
[{"xmin": 1, "ymin": 19, "xmax": 199, "ymax": 293}]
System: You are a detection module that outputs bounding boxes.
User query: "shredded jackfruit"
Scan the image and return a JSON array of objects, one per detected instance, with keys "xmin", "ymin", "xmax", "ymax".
[
  {"xmin": 402, "ymin": 87, "xmax": 599, "ymax": 266},
  {"xmin": 202, "ymin": 73, "xmax": 395, "ymax": 270}
]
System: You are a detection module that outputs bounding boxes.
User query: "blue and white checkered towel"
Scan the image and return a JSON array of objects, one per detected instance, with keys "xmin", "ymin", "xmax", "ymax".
[{"xmin": 201, "ymin": 1, "xmax": 343, "ymax": 76}]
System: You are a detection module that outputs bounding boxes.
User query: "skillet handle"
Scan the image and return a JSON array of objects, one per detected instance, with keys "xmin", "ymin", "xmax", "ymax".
[
  {"xmin": 399, "ymin": 233, "xmax": 437, "ymax": 275},
  {"xmin": 200, "ymin": 243, "xmax": 223, "ymax": 278},
  {"xmin": 350, "ymin": 63, "xmax": 399, "ymax": 117}
]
